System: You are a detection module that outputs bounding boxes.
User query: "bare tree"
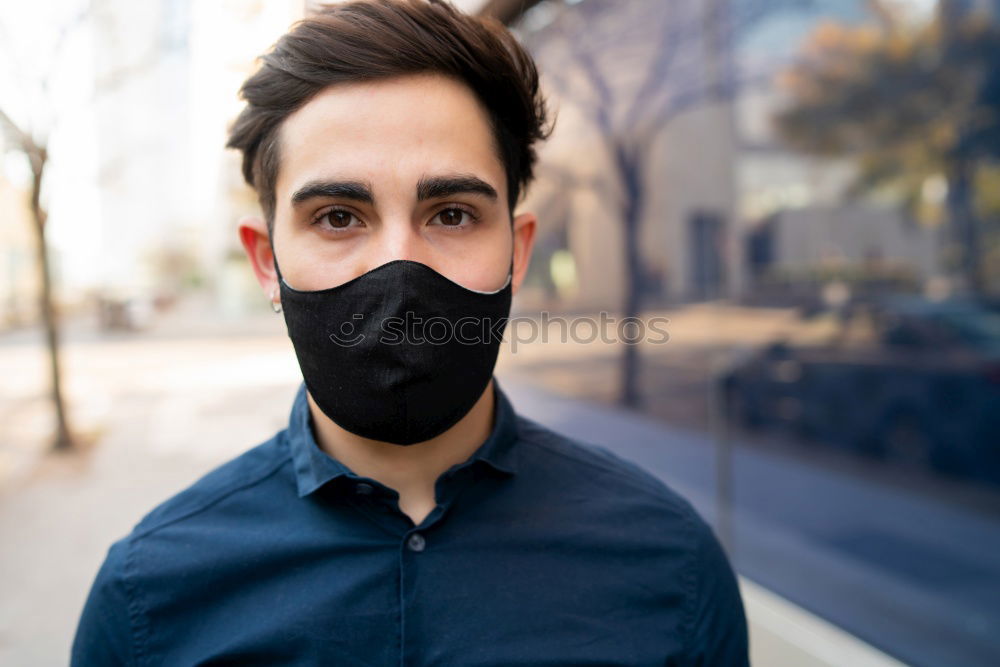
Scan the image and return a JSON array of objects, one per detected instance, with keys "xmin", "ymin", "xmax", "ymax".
[
  {"xmin": 1, "ymin": 0, "xmax": 181, "ymax": 451},
  {"xmin": 0, "ymin": 9, "xmax": 91, "ymax": 450},
  {"xmin": 487, "ymin": 0, "xmax": 813, "ymax": 406},
  {"xmin": 0, "ymin": 110, "xmax": 73, "ymax": 450}
]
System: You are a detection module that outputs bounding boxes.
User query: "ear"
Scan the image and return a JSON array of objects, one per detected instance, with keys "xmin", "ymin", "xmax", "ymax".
[
  {"xmin": 237, "ymin": 216, "xmax": 279, "ymax": 302},
  {"xmin": 511, "ymin": 211, "xmax": 537, "ymax": 297}
]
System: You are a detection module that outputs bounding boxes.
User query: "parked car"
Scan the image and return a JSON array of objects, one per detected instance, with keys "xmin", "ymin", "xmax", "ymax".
[{"xmin": 720, "ymin": 296, "xmax": 1000, "ymax": 482}]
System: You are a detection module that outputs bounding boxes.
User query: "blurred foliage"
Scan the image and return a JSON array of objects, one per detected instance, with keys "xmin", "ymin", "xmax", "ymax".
[
  {"xmin": 774, "ymin": 4, "xmax": 1000, "ymax": 193},
  {"xmin": 773, "ymin": 0, "xmax": 1000, "ymax": 293},
  {"xmin": 974, "ymin": 162, "xmax": 1000, "ymax": 219}
]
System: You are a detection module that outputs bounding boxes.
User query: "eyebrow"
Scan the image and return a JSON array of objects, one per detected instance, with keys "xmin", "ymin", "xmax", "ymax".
[
  {"xmin": 416, "ymin": 174, "xmax": 498, "ymax": 202},
  {"xmin": 289, "ymin": 173, "xmax": 498, "ymax": 208},
  {"xmin": 291, "ymin": 180, "xmax": 374, "ymax": 207}
]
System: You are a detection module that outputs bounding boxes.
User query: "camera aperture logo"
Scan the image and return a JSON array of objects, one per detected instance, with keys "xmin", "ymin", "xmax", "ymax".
[
  {"xmin": 328, "ymin": 312, "xmax": 670, "ymax": 352},
  {"xmin": 328, "ymin": 314, "xmax": 366, "ymax": 346}
]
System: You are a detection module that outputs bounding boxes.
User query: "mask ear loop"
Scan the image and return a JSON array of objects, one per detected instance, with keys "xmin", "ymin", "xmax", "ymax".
[
  {"xmin": 504, "ymin": 233, "xmax": 515, "ymax": 286},
  {"xmin": 268, "ymin": 234, "xmax": 285, "ymax": 313},
  {"xmin": 503, "ymin": 255, "xmax": 514, "ymax": 290},
  {"xmin": 269, "ymin": 234, "xmax": 284, "ymax": 284}
]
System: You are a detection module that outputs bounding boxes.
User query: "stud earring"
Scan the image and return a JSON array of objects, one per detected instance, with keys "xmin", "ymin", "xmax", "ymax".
[{"xmin": 270, "ymin": 287, "xmax": 282, "ymax": 314}]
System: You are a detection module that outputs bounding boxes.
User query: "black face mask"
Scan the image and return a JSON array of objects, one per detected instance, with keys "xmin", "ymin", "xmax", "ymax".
[{"xmin": 273, "ymin": 253, "xmax": 512, "ymax": 445}]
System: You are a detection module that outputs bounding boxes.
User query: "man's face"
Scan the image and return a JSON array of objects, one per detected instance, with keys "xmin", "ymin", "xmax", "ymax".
[{"xmin": 248, "ymin": 72, "xmax": 534, "ymax": 295}]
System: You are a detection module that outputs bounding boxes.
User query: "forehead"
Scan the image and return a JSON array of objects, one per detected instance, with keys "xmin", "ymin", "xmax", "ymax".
[{"xmin": 274, "ymin": 73, "xmax": 505, "ymax": 200}]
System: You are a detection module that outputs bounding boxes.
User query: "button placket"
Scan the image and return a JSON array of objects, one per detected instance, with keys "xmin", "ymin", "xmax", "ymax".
[
  {"xmin": 340, "ymin": 481, "xmax": 413, "ymax": 537},
  {"xmin": 406, "ymin": 533, "xmax": 426, "ymax": 552}
]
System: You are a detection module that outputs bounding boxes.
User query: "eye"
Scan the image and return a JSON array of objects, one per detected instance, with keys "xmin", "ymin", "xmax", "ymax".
[
  {"xmin": 430, "ymin": 206, "xmax": 479, "ymax": 228},
  {"xmin": 312, "ymin": 207, "xmax": 362, "ymax": 231}
]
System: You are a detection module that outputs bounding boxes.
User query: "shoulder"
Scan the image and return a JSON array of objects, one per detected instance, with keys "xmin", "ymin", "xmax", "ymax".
[
  {"xmin": 131, "ymin": 432, "xmax": 291, "ymax": 540},
  {"xmin": 73, "ymin": 434, "xmax": 293, "ymax": 664},
  {"xmin": 512, "ymin": 413, "xmax": 747, "ymax": 658},
  {"xmin": 512, "ymin": 412, "xmax": 734, "ymax": 581},
  {"xmin": 514, "ymin": 413, "xmax": 700, "ymax": 521}
]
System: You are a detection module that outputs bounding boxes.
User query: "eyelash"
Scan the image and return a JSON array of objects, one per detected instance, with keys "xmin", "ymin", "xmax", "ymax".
[
  {"xmin": 432, "ymin": 205, "xmax": 481, "ymax": 228},
  {"xmin": 309, "ymin": 205, "xmax": 481, "ymax": 230},
  {"xmin": 310, "ymin": 207, "xmax": 359, "ymax": 230}
]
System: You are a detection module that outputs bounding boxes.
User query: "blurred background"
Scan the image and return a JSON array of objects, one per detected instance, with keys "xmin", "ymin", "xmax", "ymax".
[{"xmin": 2, "ymin": 0, "xmax": 999, "ymax": 664}]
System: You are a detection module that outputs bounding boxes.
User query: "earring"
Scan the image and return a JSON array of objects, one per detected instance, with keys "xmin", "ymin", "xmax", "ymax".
[{"xmin": 270, "ymin": 287, "xmax": 282, "ymax": 314}]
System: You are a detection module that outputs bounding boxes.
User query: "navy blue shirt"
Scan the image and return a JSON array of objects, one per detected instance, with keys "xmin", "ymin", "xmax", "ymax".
[{"xmin": 72, "ymin": 380, "xmax": 748, "ymax": 666}]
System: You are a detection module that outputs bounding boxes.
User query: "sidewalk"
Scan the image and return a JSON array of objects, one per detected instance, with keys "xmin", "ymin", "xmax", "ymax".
[{"xmin": 0, "ymin": 325, "xmax": 302, "ymax": 665}]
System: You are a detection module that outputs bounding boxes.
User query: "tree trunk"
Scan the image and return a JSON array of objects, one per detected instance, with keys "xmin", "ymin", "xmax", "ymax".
[
  {"xmin": 28, "ymin": 151, "xmax": 75, "ymax": 451},
  {"xmin": 617, "ymin": 146, "xmax": 644, "ymax": 408},
  {"xmin": 945, "ymin": 157, "xmax": 983, "ymax": 295}
]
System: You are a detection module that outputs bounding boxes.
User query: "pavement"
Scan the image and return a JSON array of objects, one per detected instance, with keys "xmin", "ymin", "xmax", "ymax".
[{"xmin": 0, "ymin": 311, "xmax": 301, "ymax": 665}]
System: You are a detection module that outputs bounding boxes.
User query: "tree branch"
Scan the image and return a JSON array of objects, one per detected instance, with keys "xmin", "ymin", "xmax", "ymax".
[
  {"xmin": 478, "ymin": 0, "xmax": 547, "ymax": 25},
  {"xmin": 0, "ymin": 104, "xmax": 44, "ymax": 171}
]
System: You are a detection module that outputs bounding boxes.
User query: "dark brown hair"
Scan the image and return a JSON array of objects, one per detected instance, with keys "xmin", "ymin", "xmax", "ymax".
[{"xmin": 226, "ymin": 0, "xmax": 552, "ymax": 231}]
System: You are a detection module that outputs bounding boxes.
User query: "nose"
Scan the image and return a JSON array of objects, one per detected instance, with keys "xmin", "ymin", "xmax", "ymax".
[{"xmin": 364, "ymin": 218, "xmax": 432, "ymax": 272}]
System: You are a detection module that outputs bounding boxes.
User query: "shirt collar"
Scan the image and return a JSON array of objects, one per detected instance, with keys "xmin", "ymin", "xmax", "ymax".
[{"xmin": 286, "ymin": 379, "xmax": 520, "ymax": 498}]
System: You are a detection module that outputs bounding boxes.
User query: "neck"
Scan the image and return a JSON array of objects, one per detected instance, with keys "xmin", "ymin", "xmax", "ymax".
[{"xmin": 306, "ymin": 379, "xmax": 497, "ymax": 503}]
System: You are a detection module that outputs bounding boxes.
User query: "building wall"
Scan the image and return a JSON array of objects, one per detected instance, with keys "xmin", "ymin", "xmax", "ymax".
[
  {"xmin": 771, "ymin": 204, "xmax": 941, "ymax": 279},
  {"xmin": 91, "ymin": 0, "xmax": 193, "ymax": 293},
  {"xmin": 644, "ymin": 100, "xmax": 739, "ymax": 303},
  {"xmin": 88, "ymin": 0, "xmax": 305, "ymax": 304}
]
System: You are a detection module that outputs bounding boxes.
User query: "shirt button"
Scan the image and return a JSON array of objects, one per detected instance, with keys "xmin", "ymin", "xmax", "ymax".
[
  {"xmin": 406, "ymin": 533, "xmax": 426, "ymax": 552},
  {"xmin": 355, "ymin": 483, "xmax": 374, "ymax": 496}
]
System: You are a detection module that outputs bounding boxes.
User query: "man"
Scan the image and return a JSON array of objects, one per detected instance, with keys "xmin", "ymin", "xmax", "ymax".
[{"xmin": 72, "ymin": 1, "xmax": 749, "ymax": 664}]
